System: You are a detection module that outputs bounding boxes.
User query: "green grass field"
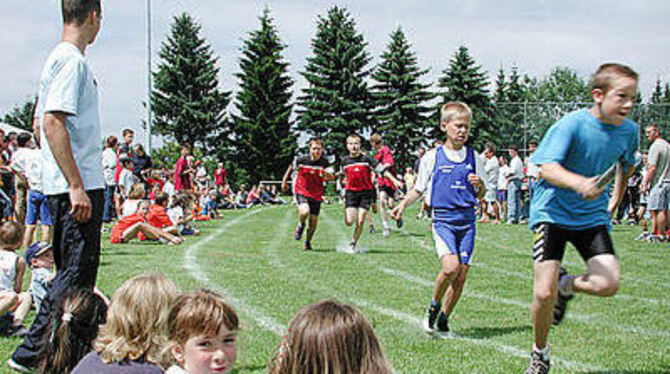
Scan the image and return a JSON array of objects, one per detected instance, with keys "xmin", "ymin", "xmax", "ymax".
[{"xmin": 0, "ymin": 204, "xmax": 668, "ymax": 373}]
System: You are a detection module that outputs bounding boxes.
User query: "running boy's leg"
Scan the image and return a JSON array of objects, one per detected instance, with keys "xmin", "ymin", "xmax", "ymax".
[
  {"xmin": 352, "ymin": 208, "xmax": 368, "ymax": 245},
  {"xmin": 531, "ymin": 260, "xmax": 561, "ymax": 350},
  {"xmin": 442, "ymin": 264, "xmax": 469, "ymax": 317}
]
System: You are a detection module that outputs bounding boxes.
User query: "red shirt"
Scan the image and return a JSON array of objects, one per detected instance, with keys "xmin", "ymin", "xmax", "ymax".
[
  {"xmin": 174, "ymin": 156, "xmax": 191, "ymax": 191},
  {"xmin": 146, "ymin": 204, "xmax": 172, "ymax": 229},
  {"xmin": 214, "ymin": 168, "xmax": 227, "ymax": 186},
  {"xmin": 293, "ymin": 155, "xmax": 330, "ymax": 201},
  {"xmin": 341, "ymin": 154, "xmax": 380, "ymax": 191},
  {"xmin": 110, "ymin": 214, "xmax": 145, "ymax": 243},
  {"xmin": 375, "ymin": 145, "xmax": 396, "ymax": 190}
]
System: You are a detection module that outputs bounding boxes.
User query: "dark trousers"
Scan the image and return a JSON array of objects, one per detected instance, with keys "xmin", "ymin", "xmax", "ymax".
[
  {"xmin": 102, "ymin": 184, "xmax": 115, "ymax": 222},
  {"xmin": 12, "ymin": 189, "xmax": 103, "ymax": 368}
]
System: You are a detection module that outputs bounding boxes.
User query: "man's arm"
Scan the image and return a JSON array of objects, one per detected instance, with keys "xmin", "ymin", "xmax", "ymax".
[
  {"xmin": 641, "ymin": 165, "xmax": 656, "ymax": 194},
  {"xmin": 608, "ymin": 163, "xmax": 636, "ymax": 214},
  {"xmin": 281, "ymin": 164, "xmax": 293, "ymax": 192},
  {"xmin": 43, "ymin": 112, "xmax": 91, "ymax": 222}
]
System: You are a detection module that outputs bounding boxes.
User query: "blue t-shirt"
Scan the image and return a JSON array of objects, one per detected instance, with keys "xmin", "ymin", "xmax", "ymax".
[{"xmin": 529, "ymin": 109, "xmax": 639, "ymax": 230}]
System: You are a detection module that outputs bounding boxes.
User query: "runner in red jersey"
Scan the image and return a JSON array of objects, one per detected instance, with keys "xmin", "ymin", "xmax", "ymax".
[
  {"xmin": 340, "ymin": 134, "xmax": 402, "ymax": 254},
  {"xmin": 282, "ymin": 139, "xmax": 334, "ymax": 250},
  {"xmin": 370, "ymin": 133, "xmax": 403, "ymax": 237}
]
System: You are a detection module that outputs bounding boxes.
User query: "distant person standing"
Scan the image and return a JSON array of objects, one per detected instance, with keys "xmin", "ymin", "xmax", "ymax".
[
  {"xmin": 174, "ymin": 145, "xmax": 192, "ymax": 191},
  {"xmin": 214, "ymin": 162, "xmax": 227, "ymax": 188},
  {"xmin": 506, "ymin": 145, "xmax": 524, "ymax": 224},
  {"xmin": 641, "ymin": 124, "xmax": 670, "ymax": 242},
  {"xmin": 480, "ymin": 142, "xmax": 500, "ymax": 223},
  {"xmin": 8, "ymin": 0, "xmax": 105, "ymax": 371}
]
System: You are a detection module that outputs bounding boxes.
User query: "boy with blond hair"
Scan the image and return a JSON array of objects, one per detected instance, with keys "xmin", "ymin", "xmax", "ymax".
[
  {"xmin": 392, "ymin": 102, "xmax": 485, "ymax": 336},
  {"xmin": 526, "ymin": 63, "xmax": 639, "ymax": 374}
]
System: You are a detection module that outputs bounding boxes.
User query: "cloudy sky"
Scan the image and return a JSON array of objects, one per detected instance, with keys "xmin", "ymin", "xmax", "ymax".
[{"xmin": 1, "ymin": 0, "xmax": 668, "ymax": 144}]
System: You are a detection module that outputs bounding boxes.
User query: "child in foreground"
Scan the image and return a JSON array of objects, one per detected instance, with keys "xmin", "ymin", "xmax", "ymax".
[
  {"xmin": 165, "ymin": 289, "xmax": 239, "ymax": 374},
  {"xmin": 0, "ymin": 221, "xmax": 32, "ymax": 337},
  {"xmin": 268, "ymin": 299, "xmax": 393, "ymax": 374}
]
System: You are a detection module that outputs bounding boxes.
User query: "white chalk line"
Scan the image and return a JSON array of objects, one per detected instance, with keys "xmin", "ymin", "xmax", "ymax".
[{"xmin": 183, "ymin": 207, "xmax": 285, "ymax": 336}]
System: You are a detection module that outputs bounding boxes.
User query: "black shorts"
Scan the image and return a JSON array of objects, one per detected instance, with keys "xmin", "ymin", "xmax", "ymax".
[
  {"xmin": 532, "ymin": 223, "xmax": 615, "ymax": 263},
  {"xmin": 378, "ymin": 185, "xmax": 396, "ymax": 197},
  {"xmin": 345, "ymin": 190, "xmax": 374, "ymax": 210},
  {"xmin": 296, "ymin": 194, "xmax": 322, "ymax": 216}
]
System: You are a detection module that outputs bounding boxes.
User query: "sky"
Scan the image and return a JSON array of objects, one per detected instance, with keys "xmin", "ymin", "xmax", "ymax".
[{"xmin": 1, "ymin": 0, "xmax": 668, "ymax": 146}]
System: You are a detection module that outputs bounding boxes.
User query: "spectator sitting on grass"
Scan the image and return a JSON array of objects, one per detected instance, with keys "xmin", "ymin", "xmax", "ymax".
[
  {"xmin": 39, "ymin": 289, "xmax": 107, "ymax": 374},
  {"xmin": 168, "ymin": 193, "xmax": 200, "ymax": 236},
  {"xmin": 110, "ymin": 201, "xmax": 184, "ymax": 245},
  {"xmin": 0, "ymin": 221, "xmax": 31, "ymax": 337},
  {"xmin": 146, "ymin": 192, "xmax": 182, "ymax": 237},
  {"xmin": 245, "ymin": 185, "xmax": 261, "ymax": 206},
  {"xmin": 72, "ymin": 273, "xmax": 180, "ymax": 373},
  {"xmin": 121, "ymin": 183, "xmax": 146, "ymax": 218}
]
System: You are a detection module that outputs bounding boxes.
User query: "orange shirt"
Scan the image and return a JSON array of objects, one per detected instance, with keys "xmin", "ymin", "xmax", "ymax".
[
  {"xmin": 146, "ymin": 204, "xmax": 172, "ymax": 228},
  {"xmin": 110, "ymin": 214, "xmax": 145, "ymax": 243}
]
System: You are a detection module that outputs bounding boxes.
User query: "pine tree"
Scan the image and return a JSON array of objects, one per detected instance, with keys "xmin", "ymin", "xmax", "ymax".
[
  {"xmin": 507, "ymin": 66, "xmax": 525, "ymax": 102},
  {"xmin": 231, "ymin": 8, "xmax": 295, "ymax": 183},
  {"xmin": 664, "ymin": 83, "xmax": 670, "ymax": 103},
  {"xmin": 2, "ymin": 96, "xmax": 36, "ymax": 131},
  {"xmin": 296, "ymin": 6, "xmax": 373, "ymax": 160},
  {"xmin": 651, "ymin": 78, "xmax": 663, "ymax": 104},
  {"xmin": 370, "ymin": 26, "xmax": 434, "ymax": 168},
  {"xmin": 151, "ymin": 13, "xmax": 231, "ymax": 153},
  {"xmin": 435, "ymin": 45, "xmax": 492, "ymax": 148},
  {"xmin": 493, "ymin": 66, "xmax": 506, "ymax": 103}
]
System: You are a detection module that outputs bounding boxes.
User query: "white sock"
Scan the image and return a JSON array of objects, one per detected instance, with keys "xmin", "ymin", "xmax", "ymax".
[
  {"xmin": 382, "ymin": 221, "xmax": 389, "ymax": 230},
  {"xmin": 533, "ymin": 344, "xmax": 550, "ymax": 360}
]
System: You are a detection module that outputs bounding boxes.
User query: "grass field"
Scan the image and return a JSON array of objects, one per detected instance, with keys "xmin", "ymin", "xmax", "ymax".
[{"xmin": 0, "ymin": 203, "xmax": 668, "ymax": 373}]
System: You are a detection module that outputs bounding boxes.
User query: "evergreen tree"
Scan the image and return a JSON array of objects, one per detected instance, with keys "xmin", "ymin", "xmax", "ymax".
[
  {"xmin": 651, "ymin": 78, "xmax": 663, "ymax": 104},
  {"xmin": 2, "ymin": 96, "xmax": 36, "ymax": 132},
  {"xmin": 664, "ymin": 83, "xmax": 670, "ymax": 103},
  {"xmin": 435, "ymin": 45, "xmax": 492, "ymax": 148},
  {"xmin": 493, "ymin": 66, "xmax": 506, "ymax": 103},
  {"xmin": 506, "ymin": 66, "xmax": 525, "ymax": 102},
  {"xmin": 151, "ymin": 13, "xmax": 231, "ymax": 153},
  {"xmin": 231, "ymin": 8, "xmax": 295, "ymax": 182},
  {"xmin": 296, "ymin": 6, "xmax": 373, "ymax": 160},
  {"xmin": 370, "ymin": 26, "xmax": 434, "ymax": 168}
]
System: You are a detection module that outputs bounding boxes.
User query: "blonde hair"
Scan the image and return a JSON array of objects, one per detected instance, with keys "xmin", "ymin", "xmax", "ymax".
[
  {"xmin": 0, "ymin": 221, "xmax": 24, "ymax": 249},
  {"xmin": 128, "ymin": 183, "xmax": 146, "ymax": 200},
  {"xmin": 440, "ymin": 101, "xmax": 472, "ymax": 124},
  {"xmin": 94, "ymin": 273, "xmax": 179, "ymax": 368},
  {"xmin": 369, "ymin": 133, "xmax": 382, "ymax": 144},
  {"xmin": 167, "ymin": 289, "xmax": 238, "ymax": 345},
  {"xmin": 591, "ymin": 63, "xmax": 638, "ymax": 93},
  {"xmin": 269, "ymin": 300, "xmax": 393, "ymax": 374}
]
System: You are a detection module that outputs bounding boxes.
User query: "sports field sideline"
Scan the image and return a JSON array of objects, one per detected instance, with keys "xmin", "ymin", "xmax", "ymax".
[{"xmin": 1, "ymin": 204, "xmax": 667, "ymax": 373}]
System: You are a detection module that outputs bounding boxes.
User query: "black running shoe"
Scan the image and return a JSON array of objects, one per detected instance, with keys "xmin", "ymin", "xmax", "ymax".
[
  {"xmin": 435, "ymin": 312, "xmax": 449, "ymax": 337},
  {"xmin": 553, "ymin": 267, "xmax": 574, "ymax": 325},
  {"xmin": 369, "ymin": 225, "xmax": 376, "ymax": 234},
  {"xmin": 294, "ymin": 223, "xmax": 304, "ymax": 240},
  {"xmin": 303, "ymin": 240, "xmax": 312, "ymax": 251},
  {"xmin": 525, "ymin": 350, "xmax": 550, "ymax": 374},
  {"xmin": 424, "ymin": 304, "xmax": 440, "ymax": 333},
  {"xmin": 397, "ymin": 218, "xmax": 404, "ymax": 229}
]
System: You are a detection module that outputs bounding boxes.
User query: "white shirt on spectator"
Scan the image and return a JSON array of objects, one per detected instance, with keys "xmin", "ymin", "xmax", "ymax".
[
  {"xmin": 499, "ymin": 165, "xmax": 511, "ymax": 190},
  {"xmin": 484, "ymin": 156, "xmax": 499, "ymax": 191},
  {"xmin": 508, "ymin": 155, "xmax": 524, "ymax": 181},
  {"xmin": 119, "ymin": 168, "xmax": 134, "ymax": 197},
  {"xmin": 102, "ymin": 148, "xmax": 117, "ymax": 186},
  {"xmin": 11, "ymin": 147, "xmax": 43, "ymax": 192}
]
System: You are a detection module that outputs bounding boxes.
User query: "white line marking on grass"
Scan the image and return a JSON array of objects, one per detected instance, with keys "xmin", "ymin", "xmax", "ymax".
[{"xmin": 183, "ymin": 207, "xmax": 284, "ymax": 336}]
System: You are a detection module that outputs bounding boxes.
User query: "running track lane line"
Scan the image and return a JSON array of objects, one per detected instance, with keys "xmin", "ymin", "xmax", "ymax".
[{"xmin": 183, "ymin": 206, "xmax": 285, "ymax": 336}]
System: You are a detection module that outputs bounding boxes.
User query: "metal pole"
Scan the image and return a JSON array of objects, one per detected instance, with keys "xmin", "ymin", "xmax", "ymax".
[
  {"xmin": 523, "ymin": 102, "xmax": 528, "ymax": 158},
  {"xmin": 146, "ymin": 0, "xmax": 152, "ymax": 154}
]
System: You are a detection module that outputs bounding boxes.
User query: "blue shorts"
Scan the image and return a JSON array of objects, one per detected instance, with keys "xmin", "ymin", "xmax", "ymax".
[
  {"xmin": 497, "ymin": 190, "xmax": 507, "ymax": 202},
  {"xmin": 432, "ymin": 220, "xmax": 475, "ymax": 264},
  {"xmin": 26, "ymin": 190, "xmax": 52, "ymax": 226}
]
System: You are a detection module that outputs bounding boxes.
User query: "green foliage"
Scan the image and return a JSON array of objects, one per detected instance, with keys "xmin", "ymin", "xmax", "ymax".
[
  {"xmin": 2, "ymin": 96, "xmax": 36, "ymax": 132},
  {"xmin": 151, "ymin": 141, "xmax": 205, "ymax": 170},
  {"xmin": 231, "ymin": 8, "xmax": 296, "ymax": 183},
  {"xmin": 434, "ymin": 45, "xmax": 492, "ymax": 149},
  {"xmin": 151, "ymin": 13, "xmax": 231, "ymax": 154},
  {"xmin": 296, "ymin": 6, "xmax": 373, "ymax": 161},
  {"xmin": 370, "ymin": 26, "xmax": 434, "ymax": 169},
  {"xmin": 527, "ymin": 66, "xmax": 591, "ymax": 103}
]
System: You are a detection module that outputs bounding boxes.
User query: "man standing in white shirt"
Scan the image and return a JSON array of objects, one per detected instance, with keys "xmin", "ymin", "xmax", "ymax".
[
  {"xmin": 641, "ymin": 124, "xmax": 670, "ymax": 242},
  {"xmin": 480, "ymin": 142, "xmax": 500, "ymax": 223},
  {"xmin": 9, "ymin": 1, "xmax": 105, "ymax": 371},
  {"xmin": 506, "ymin": 144, "xmax": 524, "ymax": 224}
]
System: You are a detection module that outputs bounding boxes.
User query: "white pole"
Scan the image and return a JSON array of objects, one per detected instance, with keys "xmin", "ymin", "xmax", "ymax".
[{"xmin": 146, "ymin": 0, "xmax": 152, "ymax": 153}]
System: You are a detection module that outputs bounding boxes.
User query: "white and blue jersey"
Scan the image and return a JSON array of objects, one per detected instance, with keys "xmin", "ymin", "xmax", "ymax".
[
  {"xmin": 530, "ymin": 109, "xmax": 639, "ymax": 230},
  {"xmin": 414, "ymin": 146, "xmax": 485, "ymax": 264}
]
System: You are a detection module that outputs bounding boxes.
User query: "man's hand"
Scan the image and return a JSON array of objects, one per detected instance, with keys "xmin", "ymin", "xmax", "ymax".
[
  {"xmin": 69, "ymin": 186, "xmax": 92, "ymax": 223},
  {"xmin": 281, "ymin": 181, "xmax": 288, "ymax": 192},
  {"xmin": 574, "ymin": 176, "xmax": 603, "ymax": 200},
  {"xmin": 391, "ymin": 202, "xmax": 405, "ymax": 221},
  {"xmin": 467, "ymin": 174, "xmax": 483, "ymax": 188}
]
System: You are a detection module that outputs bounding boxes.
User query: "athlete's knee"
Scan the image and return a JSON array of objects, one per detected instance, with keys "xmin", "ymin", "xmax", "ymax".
[
  {"xmin": 439, "ymin": 266, "xmax": 459, "ymax": 281},
  {"xmin": 533, "ymin": 285, "xmax": 557, "ymax": 306},
  {"xmin": 597, "ymin": 277, "xmax": 619, "ymax": 296}
]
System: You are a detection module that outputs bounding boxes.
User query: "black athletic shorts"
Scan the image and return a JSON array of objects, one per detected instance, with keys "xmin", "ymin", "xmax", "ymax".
[
  {"xmin": 296, "ymin": 194, "xmax": 322, "ymax": 216},
  {"xmin": 345, "ymin": 190, "xmax": 374, "ymax": 210},
  {"xmin": 532, "ymin": 223, "xmax": 615, "ymax": 263},
  {"xmin": 378, "ymin": 185, "xmax": 396, "ymax": 197}
]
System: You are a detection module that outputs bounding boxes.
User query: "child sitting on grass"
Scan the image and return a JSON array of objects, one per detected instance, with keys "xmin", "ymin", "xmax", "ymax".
[
  {"xmin": 0, "ymin": 221, "xmax": 31, "ymax": 337},
  {"xmin": 168, "ymin": 193, "xmax": 200, "ymax": 236},
  {"xmin": 110, "ymin": 200, "xmax": 184, "ymax": 245},
  {"xmin": 165, "ymin": 289, "xmax": 239, "ymax": 374}
]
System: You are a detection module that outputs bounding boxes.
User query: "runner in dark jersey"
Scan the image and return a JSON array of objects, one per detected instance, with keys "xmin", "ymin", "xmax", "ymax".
[
  {"xmin": 340, "ymin": 134, "xmax": 402, "ymax": 254},
  {"xmin": 282, "ymin": 139, "xmax": 334, "ymax": 250},
  {"xmin": 370, "ymin": 133, "xmax": 403, "ymax": 237}
]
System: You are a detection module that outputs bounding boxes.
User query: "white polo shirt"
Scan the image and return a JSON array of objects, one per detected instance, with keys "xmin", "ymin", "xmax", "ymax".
[{"xmin": 37, "ymin": 42, "xmax": 104, "ymax": 195}]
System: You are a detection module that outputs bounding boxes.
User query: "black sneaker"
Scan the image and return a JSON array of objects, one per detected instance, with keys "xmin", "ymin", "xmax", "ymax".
[
  {"xmin": 369, "ymin": 225, "xmax": 376, "ymax": 234},
  {"xmin": 303, "ymin": 240, "xmax": 312, "ymax": 251},
  {"xmin": 525, "ymin": 350, "xmax": 550, "ymax": 374},
  {"xmin": 424, "ymin": 304, "xmax": 440, "ymax": 333},
  {"xmin": 397, "ymin": 218, "xmax": 404, "ymax": 228},
  {"xmin": 294, "ymin": 223, "xmax": 304, "ymax": 240},
  {"xmin": 9, "ymin": 325, "xmax": 27, "ymax": 338},
  {"xmin": 435, "ymin": 312, "xmax": 450, "ymax": 338},
  {"xmin": 553, "ymin": 267, "xmax": 574, "ymax": 325}
]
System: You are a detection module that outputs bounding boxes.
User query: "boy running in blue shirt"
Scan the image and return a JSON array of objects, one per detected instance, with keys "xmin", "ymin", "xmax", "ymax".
[
  {"xmin": 526, "ymin": 63, "xmax": 639, "ymax": 374},
  {"xmin": 392, "ymin": 101, "xmax": 485, "ymax": 336}
]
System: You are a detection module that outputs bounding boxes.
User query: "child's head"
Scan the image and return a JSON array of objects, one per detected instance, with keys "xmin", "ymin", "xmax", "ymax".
[
  {"xmin": 94, "ymin": 273, "xmax": 179, "ymax": 367},
  {"xmin": 369, "ymin": 133, "xmax": 383, "ymax": 151},
  {"xmin": 137, "ymin": 200, "xmax": 151, "ymax": 216},
  {"xmin": 508, "ymin": 144, "xmax": 518, "ymax": 157},
  {"xmin": 168, "ymin": 289, "xmax": 239, "ymax": 374},
  {"xmin": 40, "ymin": 288, "xmax": 108, "ymax": 374},
  {"xmin": 25, "ymin": 242, "xmax": 54, "ymax": 270},
  {"xmin": 484, "ymin": 141, "xmax": 496, "ymax": 158},
  {"xmin": 120, "ymin": 156, "xmax": 132, "ymax": 169},
  {"xmin": 128, "ymin": 183, "xmax": 146, "ymax": 200},
  {"xmin": 346, "ymin": 133, "xmax": 362, "ymax": 156},
  {"xmin": 0, "ymin": 221, "xmax": 23, "ymax": 251},
  {"xmin": 405, "ymin": 166, "xmax": 413, "ymax": 174},
  {"xmin": 590, "ymin": 63, "xmax": 638, "ymax": 125},
  {"xmin": 155, "ymin": 192, "xmax": 170, "ymax": 207},
  {"xmin": 309, "ymin": 138, "xmax": 324, "ymax": 160},
  {"xmin": 440, "ymin": 101, "xmax": 472, "ymax": 148},
  {"xmin": 270, "ymin": 300, "xmax": 393, "ymax": 374}
]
